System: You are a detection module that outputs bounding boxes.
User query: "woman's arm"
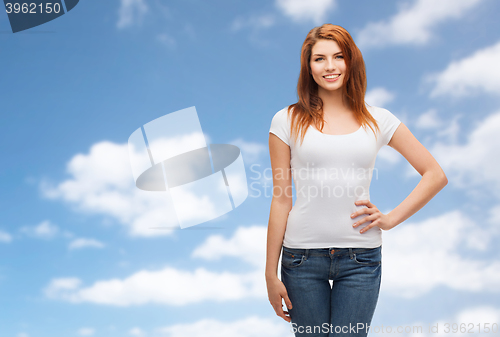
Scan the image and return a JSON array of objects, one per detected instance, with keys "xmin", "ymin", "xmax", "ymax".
[
  {"xmin": 266, "ymin": 132, "xmax": 293, "ymax": 322},
  {"xmin": 354, "ymin": 122, "xmax": 448, "ymax": 232},
  {"xmin": 386, "ymin": 122, "xmax": 448, "ymax": 227},
  {"xmin": 352, "ymin": 123, "xmax": 448, "ymax": 233}
]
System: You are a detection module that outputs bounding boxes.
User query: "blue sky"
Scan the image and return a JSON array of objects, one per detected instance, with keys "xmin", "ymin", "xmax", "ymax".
[{"xmin": 1, "ymin": 0, "xmax": 500, "ymax": 336}]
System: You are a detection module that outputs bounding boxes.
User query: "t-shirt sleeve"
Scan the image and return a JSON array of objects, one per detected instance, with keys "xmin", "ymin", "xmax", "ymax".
[
  {"xmin": 269, "ymin": 108, "xmax": 291, "ymax": 146},
  {"xmin": 376, "ymin": 107, "xmax": 402, "ymax": 147}
]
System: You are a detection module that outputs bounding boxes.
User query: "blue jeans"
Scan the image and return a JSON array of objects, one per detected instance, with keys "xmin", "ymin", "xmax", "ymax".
[{"xmin": 281, "ymin": 245, "xmax": 382, "ymax": 337}]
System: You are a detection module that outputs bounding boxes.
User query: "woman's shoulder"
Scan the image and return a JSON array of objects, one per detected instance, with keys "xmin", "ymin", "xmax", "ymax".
[
  {"xmin": 365, "ymin": 103, "xmax": 385, "ymax": 114},
  {"xmin": 269, "ymin": 105, "xmax": 294, "ymax": 146},
  {"xmin": 275, "ymin": 105, "xmax": 293, "ymax": 115},
  {"xmin": 365, "ymin": 103, "xmax": 395, "ymax": 122},
  {"xmin": 271, "ymin": 105, "xmax": 293, "ymax": 121}
]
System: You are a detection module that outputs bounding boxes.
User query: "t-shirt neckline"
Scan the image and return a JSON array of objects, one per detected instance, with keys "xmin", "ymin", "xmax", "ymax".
[{"xmin": 310, "ymin": 124, "xmax": 363, "ymax": 136}]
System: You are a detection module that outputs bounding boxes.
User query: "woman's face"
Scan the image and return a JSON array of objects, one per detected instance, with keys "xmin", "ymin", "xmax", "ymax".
[{"xmin": 309, "ymin": 39, "xmax": 347, "ymax": 93}]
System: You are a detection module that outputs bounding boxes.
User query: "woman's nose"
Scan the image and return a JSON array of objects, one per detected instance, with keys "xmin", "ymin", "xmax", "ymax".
[{"xmin": 325, "ymin": 59, "xmax": 336, "ymax": 71}]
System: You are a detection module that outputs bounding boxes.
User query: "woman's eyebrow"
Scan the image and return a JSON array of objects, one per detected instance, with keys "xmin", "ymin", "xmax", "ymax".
[{"xmin": 312, "ymin": 52, "xmax": 342, "ymax": 56}]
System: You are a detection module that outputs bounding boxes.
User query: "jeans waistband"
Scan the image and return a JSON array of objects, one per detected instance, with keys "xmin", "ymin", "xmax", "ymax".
[{"xmin": 282, "ymin": 245, "xmax": 381, "ymax": 259}]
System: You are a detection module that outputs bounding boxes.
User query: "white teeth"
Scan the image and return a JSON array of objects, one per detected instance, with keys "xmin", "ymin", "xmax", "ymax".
[{"xmin": 324, "ymin": 74, "xmax": 340, "ymax": 79}]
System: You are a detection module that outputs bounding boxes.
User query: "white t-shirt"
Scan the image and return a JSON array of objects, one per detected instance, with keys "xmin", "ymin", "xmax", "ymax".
[{"xmin": 269, "ymin": 104, "xmax": 402, "ymax": 248}]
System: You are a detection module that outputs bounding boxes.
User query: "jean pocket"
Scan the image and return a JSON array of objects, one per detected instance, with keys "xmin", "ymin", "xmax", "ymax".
[
  {"xmin": 281, "ymin": 250, "xmax": 306, "ymax": 269},
  {"xmin": 353, "ymin": 248, "xmax": 381, "ymax": 266}
]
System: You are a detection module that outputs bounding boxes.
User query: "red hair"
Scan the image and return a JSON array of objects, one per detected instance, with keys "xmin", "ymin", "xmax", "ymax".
[{"xmin": 286, "ymin": 24, "xmax": 380, "ymax": 145}]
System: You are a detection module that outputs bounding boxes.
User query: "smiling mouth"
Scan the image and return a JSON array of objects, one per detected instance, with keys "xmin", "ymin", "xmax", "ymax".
[{"xmin": 323, "ymin": 74, "xmax": 340, "ymax": 79}]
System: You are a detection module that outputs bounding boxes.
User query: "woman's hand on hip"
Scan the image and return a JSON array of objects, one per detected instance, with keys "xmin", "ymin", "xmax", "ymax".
[
  {"xmin": 266, "ymin": 276, "xmax": 292, "ymax": 322},
  {"xmin": 351, "ymin": 199, "xmax": 395, "ymax": 233}
]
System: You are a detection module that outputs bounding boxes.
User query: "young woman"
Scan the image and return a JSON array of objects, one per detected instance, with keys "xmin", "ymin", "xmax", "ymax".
[{"xmin": 265, "ymin": 24, "xmax": 448, "ymax": 336}]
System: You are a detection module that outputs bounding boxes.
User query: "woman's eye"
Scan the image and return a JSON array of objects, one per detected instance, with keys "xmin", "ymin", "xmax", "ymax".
[{"xmin": 313, "ymin": 56, "xmax": 342, "ymax": 61}]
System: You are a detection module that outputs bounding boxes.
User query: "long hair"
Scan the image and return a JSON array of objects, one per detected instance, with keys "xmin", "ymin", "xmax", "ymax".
[{"xmin": 286, "ymin": 24, "xmax": 380, "ymax": 146}]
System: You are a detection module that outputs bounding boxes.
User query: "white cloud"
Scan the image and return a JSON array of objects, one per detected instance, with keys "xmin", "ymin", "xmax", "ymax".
[
  {"xmin": 487, "ymin": 205, "xmax": 500, "ymax": 235},
  {"xmin": 229, "ymin": 138, "xmax": 267, "ymax": 165},
  {"xmin": 415, "ymin": 109, "xmax": 441, "ymax": 129},
  {"xmin": 192, "ymin": 225, "xmax": 267, "ymax": 268},
  {"xmin": 44, "ymin": 266, "xmax": 265, "ymax": 306},
  {"xmin": 77, "ymin": 328, "xmax": 95, "ymax": 336},
  {"xmin": 20, "ymin": 220, "xmax": 59, "ymax": 239},
  {"xmin": 129, "ymin": 327, "xmax": 147, "ymax": 337},
  {"xmin": 69, "ymin": 238, "xmax": 105, "ymax": 250},
  {"xmin": 39, "ymin": 141, "xmax": 178, "ymax": 237},
  {"xmin": 430, "ymin": 110, "xmax": 500, "ymax": 195},
  {"xmin": 357, "ymin": 0, "xmax": 482, "ymax": 49},
  {"xmin": 40, "ymin": 124, "xmax": 243, "ymax": 235},
  {"xmin": 415, "ymin": 109, "xmax": 463, "ymax": 143},
  {"xmin": 454, "ymin": 306, "xmax": 500, "ymax": 332},
  {"xmin": 382, "ymin": 209, "xmax": 500, "ymax": 298},
  {"xmin": 156, "ymin": 316, "xmax": 292, "ymax": 337},
  {"xmin": 365, "ymin": 87, "xmax": 396, "ymax": 107},
  {"xmin": 275, "ymin": 0, "xmax": 336, "ymax": 25},
  {"xmin": 40, "ymin": 132, "xmax": 250, "ymax": 235},
  {"xmin": 400, "ymin": 306, "xmax": 500, "ymax": 337},
  {"xmin": 413, "ymin": 109, "xmax": 462, "ymax": 143},
  {"xmin": 17, "ymin": 333, "xmax": 29, "ymax": 337},
  {"xmin": 45, "ymin": 267, "xmax": 267, "ymax": 306},
  {"xmin": 427, "ymin": 40, "xmax": 500, "ymax": 97},
  {"xmin": 44, "ymin": 277, "xmax": 82, "ymax": 298},
  {"xmin": 434, "ymin": 116, "xmax": 461, "ymax": 144},
  {"xmin": 376, "ymin": 146, "xmax": 402, "ymax": 165},
  {"xmin": 0, "ymin": 230, "xmax": 12, "ymax": 243},
  {"xmin": 117, "ymin": 0, "xmax": 148, "ymax": 29},
  {"xmin": 44, "ymin": 226, "xmax": 268, "ymax": 306}
]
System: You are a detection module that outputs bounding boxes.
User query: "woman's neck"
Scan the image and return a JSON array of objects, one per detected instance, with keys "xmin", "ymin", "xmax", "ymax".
[{"xmin": 318, "ymin": 87, "xmax": 352, "ymax": 118}]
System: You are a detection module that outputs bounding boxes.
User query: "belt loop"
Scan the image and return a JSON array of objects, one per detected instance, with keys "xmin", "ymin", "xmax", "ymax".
[
  {"xmin": 304, "ymin": 249, "xmax": 309, "ymax": 260},
  {"xmin": 349, "ymin": 248, "xmax": 354, "ymax": 259}
]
